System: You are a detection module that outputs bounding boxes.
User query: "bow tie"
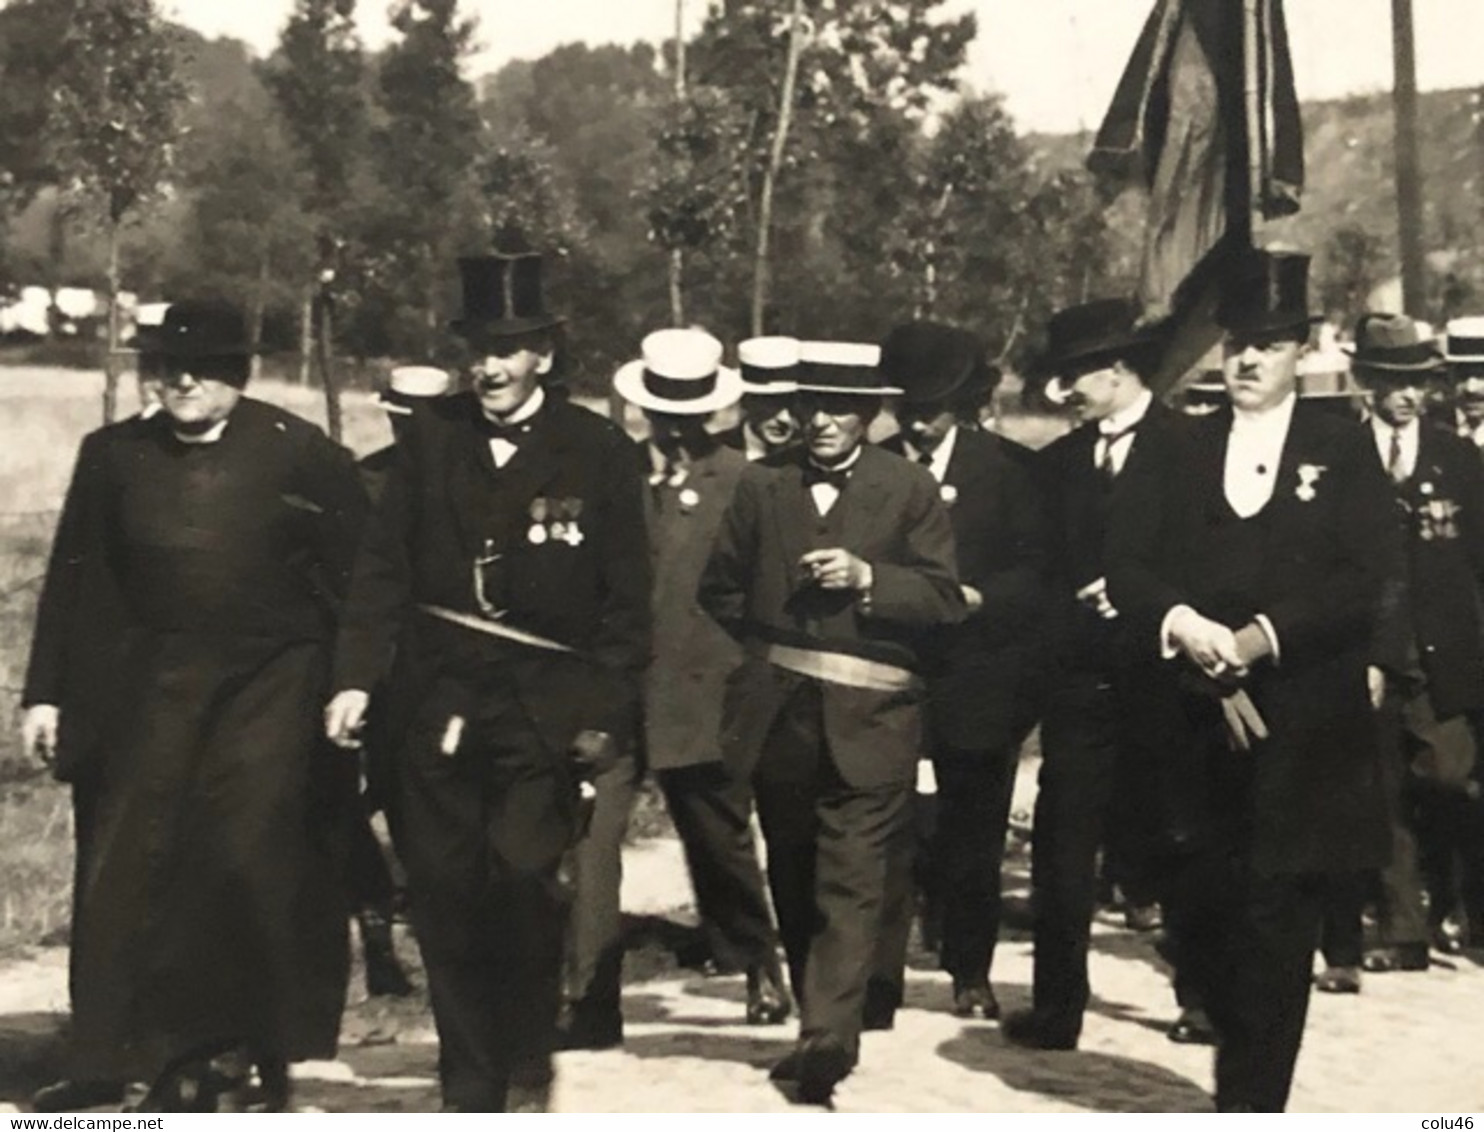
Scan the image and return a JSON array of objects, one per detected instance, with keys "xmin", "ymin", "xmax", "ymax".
[
  {"xmin": 479, "ymin": 413, "xmax": 536, "ymax": 442},
  {"xmin": 803, "ymin": 462, "xmax": 853, "ymax": 491}
]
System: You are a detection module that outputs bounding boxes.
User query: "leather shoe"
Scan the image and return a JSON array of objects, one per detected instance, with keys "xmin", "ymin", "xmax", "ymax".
[
  {"xmin": 1313, "ymin": 965, "xmax": 1361, "ymax": 994},
  {"xmin": 950, "ymin": 977, "xmax": 1000, "ymax": 1020},
  {"xmin": 1167, "ymin": 1007, "xmax": 1216, "ymax": 1045},
  {"xmin": 861, "ymin": 977, "xmax": 899, "ymax": 1032},
  {"xmin": 772, "ymin": 1035, "xmax": 854, "ymax": 1106},
  {"xmin": 1001, "ymin": 1008, "xmax": 1078, "ymax": 1051},
  {"xmin": 556, "ymin": 1004, "xmax": 623, "ymax": 1051},
  {"xmin": 746, "ymin": 959, "xmax": 793, "ymax": 1026},
  {"xmin": 1124, "ymin": 903, "xmax": 1163, "ymax": 933},
  {"xmin": 31, "ymin": 1079, "xmax": 126, "ymax": 1112},
  {"xmin": 1362, "ymin": 943, "xmax": 1429, "ymax": 973}
]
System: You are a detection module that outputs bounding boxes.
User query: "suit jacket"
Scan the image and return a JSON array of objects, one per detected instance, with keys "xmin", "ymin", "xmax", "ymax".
[
  {"xmin": 334, "ymin": 391, "xmax": 651, "ymax": 757},
  {"xmin": 698, "ymin": 444, "xmax": 965, "ymax": 789},
  {"xmin": 641, "ymin": 440, "xmax": 748, "ymax": 771},
  {"xmin": 1377, "ymin": 424, "xmax": 1484, "ymax": 720},
  {"xmin": 1108, "ymin": 401, "xmax": 1403, "ymax": 875},
  {"xmin": 881, "ymin": 427, "xmax": 1049, "ymax": 751}
]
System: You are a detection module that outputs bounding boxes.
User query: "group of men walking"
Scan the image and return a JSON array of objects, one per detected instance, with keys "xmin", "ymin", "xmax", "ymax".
[{"xmin": 18, "ymin": 244, "xmax": 1484, "ymax": 1113}]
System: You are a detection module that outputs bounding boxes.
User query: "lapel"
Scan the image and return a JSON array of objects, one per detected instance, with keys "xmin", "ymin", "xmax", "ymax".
[
  {"xmin": 836, "ymin": 444, "xmax": 892, "ymax": 551},
  {"xmin": 448, "ymin": 395, "xmax": 570, "ymax": 551},
  {"xmin": 1413, "ymin": 425, "xmax": 1445, "ymax": 497},
  {"xmin": 768, "ymin": 452, "xmax": 821, "ymax": 568},
  {"xmin": 1193, "ymin": 407, "xmax": 1234, "ymax": 519}
]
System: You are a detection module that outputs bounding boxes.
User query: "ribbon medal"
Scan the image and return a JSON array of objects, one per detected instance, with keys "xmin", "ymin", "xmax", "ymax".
[{"xmin": 528, "ymin": 497, "xmax": 550, "ymax": 545}]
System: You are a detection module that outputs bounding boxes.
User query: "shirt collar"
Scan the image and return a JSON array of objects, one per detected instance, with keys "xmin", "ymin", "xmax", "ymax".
[
  {"xmin": 486, "ymin": 384, "xmax": 546, "ymax": 429},
  {"xmin": 741, "ymin": 421, "xmax": 769, "ymax": 462},
  {"xmin": 1232, "ymin": 391, "xmax": 1298, "ymax": 432},
  {"xmin": 173, "ymin": 417, "xmax": 230, "ymax": 445},
  {"xmin": 1100, "ymin": 388, "xmax": 1154, "ymax": 436},
  {"xmin": 904, "ymin": 425, "xmax": 959, "ymax": 482},
  {"xmin": 1370, "ymin": 414, "xmax": 1419, "ymax": 443},
  {"xmin": 808, "ymin": 444, "xmax": 863, "ymax": 475}
]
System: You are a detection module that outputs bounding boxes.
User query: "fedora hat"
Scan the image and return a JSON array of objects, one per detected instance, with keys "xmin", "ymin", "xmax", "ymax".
[
  {"xmin": 1217, "ymin": 250, "xmax": 1321, "ymax": 338},
  {"xmin": 451, "ymin": 253, "xmax": 564, "ymax": 338},
  {"xmin": 375, "ymin": 365, "xmax": 453, "ymax": 416},
  {"xmin": 738, "ymin": 336, "xmax": 801, "ymax": 395},
  {"xmin": 156, "ymin": 300, "xmax": 252, "ymax": 358},
  {"xmin": 613, "ymin": 328, "xmax": 743, "ymax": 416},
  {"xmin": 879, "ymin": 321, "xmax": 986, "ymax": 405},
  {"xmin": 1033, "ymin": 298, "xmax": 1160, "ymax": 402},
  {"xmin": 1444, "ymin": 317, "xmax": 1484, "ymax": 365},
  {"xmin": 1342, "ymin": 313, "xmax": 1442, "ymax": 375},
  {"xmin": 795, "ymin": 341, "xmax": 902, "ymax": 396}
]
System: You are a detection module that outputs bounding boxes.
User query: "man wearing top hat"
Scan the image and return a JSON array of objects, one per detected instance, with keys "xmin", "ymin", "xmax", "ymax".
[
  {"xmin": 874, "ymin": 320, "xmax": 1048, "ymax": 1022},
  {"xmin": 699, "ymin": 341, "xmax": 964, "ymax": 1104},
  {"xmin": 22, "ymin": 300, "xmax": 368, "ymax": 1112},
  {"xmin": 1107, "ymin": 251, "xmax": 1403, "ymax": 1111},
  {"xmin": 716, "ymin": 336, "xmax": 803, "ymax": 459},
  {"xmin": 613, "ymin": 328, "xmax": 792, "ymax": 1028},
  {"xmin": 326, "ymin": 253, "xmax": 650, "ymax": 1112},
  {"xmin": 1001, "ymin": 298, "xmax": 1189, "ymax": 1053},
  {"xmin": 1445, "ymin": 317, "xmax": 1484, "ymax": 449}
]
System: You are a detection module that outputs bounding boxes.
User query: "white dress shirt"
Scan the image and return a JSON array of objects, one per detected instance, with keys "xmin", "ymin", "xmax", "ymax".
[
  {"xmin": 1095, "ymin": 388, "xmax": 1154, "ymax": 476},
  {"xmin": 903, "ymin": 425, "xmax": 958, "ymax": 484},
  {"xmin": 808, "ymin": 445, "xmax": 863, "ymax": 516},
  {"xmin": 486, "ymin": 385, "xmax": 546, "ymax": 469},
  {"xmin": 1224, "ymin": 392, "xmax": 1296, "ymax": 520},
  {"xmin": 1456, "ymin": 410, "xmax": 1484, "ymax": 449},
  {"xmin": 1371, "ymin": 416, "xmax": 1419, "ymax": 482},
  {"xmin": 741, "ymin": 422, "xmax": 769, "ymax": 463}
]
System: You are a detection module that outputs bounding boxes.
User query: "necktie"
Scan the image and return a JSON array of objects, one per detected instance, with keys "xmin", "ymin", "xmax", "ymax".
[
  {"xmin": 1096, "ymin": 423, "xmax": 1137, "ymax": 479},
  {"xmin": 1387, "ymin": 429, "xmax": 1406, "ymax": 483},
  {"xmin": 916, "ymin": 450, "xmax": 934, "ymax": 467}
]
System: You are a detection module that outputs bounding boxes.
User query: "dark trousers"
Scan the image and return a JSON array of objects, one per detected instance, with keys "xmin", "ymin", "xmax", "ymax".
[
  {"xmin": 396, "ymin": 677, "xmax": 573, "ymax": 1111},
  {"xmin": 1316, "ymin": 872, "xmax": 1367, "ymax": 969},
  {"xmin": 928, "ymin": 748, "xmax": 1019, "ymax": 982},
  {"xmin": 1164, "ymin": 848, "xmax": 1326, "ymax": 1112},
  {"xmin": 658, "ymin": 762, "xmax": 779, "ymax": 971},
  {"xmin": 565, "ymin": 752, "xmax": 639, "ymax": 1017},
  {"xmin": 753, "ymin": 679, "xmax": 914, "ymax": 1061},
  {"xmin": 345, "ymin": 804, "xmax": 397, "ymax": 910},
  {"xmin": 1028, "ymin": 674, "xmax": 1124, "ymax": 1033}
]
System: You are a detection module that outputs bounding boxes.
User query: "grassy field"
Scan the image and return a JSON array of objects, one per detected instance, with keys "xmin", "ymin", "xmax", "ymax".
[{"xmin": 0, "ymin": 364, "xmax": 1067, "ymax": 953}]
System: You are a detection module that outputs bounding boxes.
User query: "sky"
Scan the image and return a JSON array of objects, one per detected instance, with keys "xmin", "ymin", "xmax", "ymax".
[{"xmin": 163, "ymin": 0, "xmax": 1484, "ymax": 135}]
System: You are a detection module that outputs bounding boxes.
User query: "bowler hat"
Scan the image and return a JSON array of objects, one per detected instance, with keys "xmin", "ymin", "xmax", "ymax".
[
  {"xmin": 451, "ymin": 253, "xmax": 564, "ymax": 338},
  {"xmin": 879, "ymin": 321, "xmax": 987, "ymax": 405},
  {"xmin": 1342, "ymin": 313, "xmax": 1442, "ymax": 375},
  {"xmin": 613, "ymin": 328, "xmax": 743, "ymax": 416},
  {"xmin": 795, "ymin": 341, "xmax": 902, "ymax": 396},
  {"xmin": 1217, "ymin": 250, "xmax": 1320, "ymax": 338},
  {"xmin": 738, "ymin": 336, "xmax": 801, "ymax": 395},
  {"xmin": 156, "ymin": 300, "xmax": 252, "ymax": 358},
  {"xmin": 1444, "ymin": 317, "xmax": 1484, "ymax": 365}
]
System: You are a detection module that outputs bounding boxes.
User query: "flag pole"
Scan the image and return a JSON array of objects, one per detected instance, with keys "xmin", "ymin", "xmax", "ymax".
[
  {"xmin": 1391, "ymin": 0, "xmax": 1427, "ymax": 315},
  {"xmin": 1242, "ymin": 0, "xmax": 1264, "ymax": 248}
]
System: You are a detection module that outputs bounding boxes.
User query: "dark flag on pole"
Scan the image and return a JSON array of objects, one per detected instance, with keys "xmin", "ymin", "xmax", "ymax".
[{"xmin": 1088, "ymin": 0, "xmax": 1304, "ymax": 392}]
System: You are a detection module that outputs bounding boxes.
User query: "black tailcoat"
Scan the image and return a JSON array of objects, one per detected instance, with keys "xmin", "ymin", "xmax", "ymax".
[{"xmin": 1108, "ymin": 401, "xmax": 1403, "ymax": 876}]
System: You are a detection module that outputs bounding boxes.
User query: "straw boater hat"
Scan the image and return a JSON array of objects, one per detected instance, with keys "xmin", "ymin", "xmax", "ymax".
[
  {"xmin": 794, "ymin": 341, "xmax": 901, "ymax": 395},
  {"xmin": 376, "ymin": 366, "xmax": 452, "ymax": 416},
  {"xmin": 1342, "ymin": 313, "xmax": 1443, "ymax": 376},
  {"xmin": 613, "ymin": 328, "xmax": 743, "ymax": 416},
  {"xmin": 737, "ymin": 336, "xmax": 801, "ymax": 395},
  {"xmin": 1444, "ymin": 317, "xmax": 1484, "ymax": 366}
]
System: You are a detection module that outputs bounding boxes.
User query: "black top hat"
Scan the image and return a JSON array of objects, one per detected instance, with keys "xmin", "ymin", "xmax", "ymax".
[
  {"xmin": 156, "ymin": 300, "xmax": 252, "ymax": 358},
  {"xmin": 451, "ymin": 253, "xmax": 565, "ymax": 338},
  {"xmin": 879, "ymin": 321, "xmax": 987, "ymax": 405},
  {"xmin": 1343, "ymin": 312, "xmax": 1443, "ymax": 375},
  {"xmin": 1217, "ymin": 250, "xmax": 1320, "ymax": 338},
  {"xmin": 1032, "ymin": 298, "xmax": 1160, "ymax": 379}
]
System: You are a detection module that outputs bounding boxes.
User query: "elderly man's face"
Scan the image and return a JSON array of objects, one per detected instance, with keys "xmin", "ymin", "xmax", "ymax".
[
  {"xmin": 160, "ymin": 361, "xmax": 244, "ymax": 432},
  {"xmin": 1223, "ymin": 332, "xmax": 1302, "ymax": 413},
  {"xmin": 799, "ymin": 393, "xmax": 873, "ymax": 464}
]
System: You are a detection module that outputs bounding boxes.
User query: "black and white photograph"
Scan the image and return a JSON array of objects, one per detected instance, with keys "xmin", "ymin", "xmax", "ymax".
[{"xmin": 1, "ymin": 0, "xmax": 1482, "ymax": 1115}]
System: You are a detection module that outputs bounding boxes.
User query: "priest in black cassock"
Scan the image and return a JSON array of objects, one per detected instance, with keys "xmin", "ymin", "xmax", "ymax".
[
  {"xmin": 1107, "ymin": 252, "xmax": 1403, "ymax": 1111},
  {"xmin": 22, "ymin": 300, "xmax": 368, "ymax": 1112}
]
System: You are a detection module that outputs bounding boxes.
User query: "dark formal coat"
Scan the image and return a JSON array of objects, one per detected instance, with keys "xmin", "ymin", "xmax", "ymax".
[
  {"xmin": 698, "ymin": 444, "xmax": 964, "ymax": 789},
  {"xmin": 23, "ymin": 398, "xmax": 368, "ymax": 1081},
  {"xmin": 334, "ymin": 390, "xmax": 651, "ymax": 759},
  {"xmin": 1383, "ymin": 424, "xmax": 1484, "ymax": 721},
  {"xmin": 881, "ymin": 427, "xmax": 1049, "ymax": 753},
  {"xmin": 1107, "ymin": 401, "xmax": 1404, "ymax": 876},
  {"xmin": 641, "ymin": 439, "xmax": 748, "ymax": 771}
]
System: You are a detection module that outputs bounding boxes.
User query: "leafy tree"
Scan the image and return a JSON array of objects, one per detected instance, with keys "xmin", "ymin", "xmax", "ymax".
[
  {"xmin": 1317, "ymin": 223, "xmax": 1386, "ymax": 323},
  {"xmin": 47, "ymin": 0, "xmax": 187, "ymax": 421}
]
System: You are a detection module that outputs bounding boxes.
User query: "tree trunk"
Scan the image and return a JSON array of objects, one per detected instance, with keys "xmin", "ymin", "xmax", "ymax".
[
  {"xmin": 102, "ymin": 218, "xmax": 121, "ymax": 425},
  {"xmin": 249, "ymin": 247, "xmax": 271, "ymax": 384},
  {"xmin": 298, "ymin": 288, "xmax": 314, "ymax": 385},
  {"xmin": 1391, "ymin": 0, "xmax": 1426, "ymax": 315},
  {"xmin": 750, "ymin": 0, "xmax": 806, "ymax": 337},
  {"xmin": 668, "ymin": 0, "xmax": 688, "ymax": 327},
  {"xmin": 317, "ymin": 295, "xmax": 343, "ymax": 444}
]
